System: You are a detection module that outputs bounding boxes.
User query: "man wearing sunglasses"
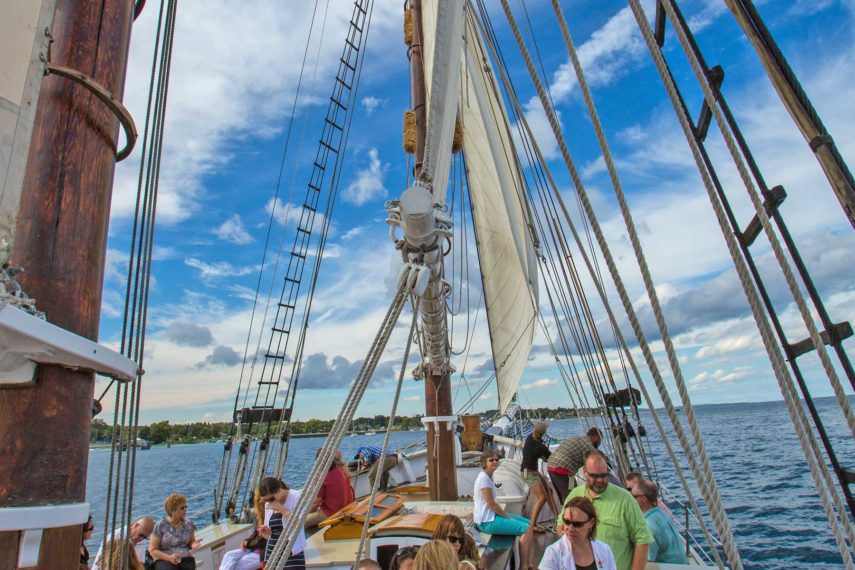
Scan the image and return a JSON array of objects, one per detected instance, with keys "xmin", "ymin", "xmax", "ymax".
[
  {"xmin": 634, "ymin": 480, "xmax": 687, "ymax": 564},
  {"xmin": 91, "ymin": 516, "xmax": 155, "ymax": 570},
  {"xmin": 555, "ymin": 450, "xmax": 651, "ymax": 570}
]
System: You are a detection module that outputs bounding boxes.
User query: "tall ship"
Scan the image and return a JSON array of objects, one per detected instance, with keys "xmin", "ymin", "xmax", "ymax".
[{"xmin": 0, "ymin": 1, "xmax": 853, "ymax": 569}]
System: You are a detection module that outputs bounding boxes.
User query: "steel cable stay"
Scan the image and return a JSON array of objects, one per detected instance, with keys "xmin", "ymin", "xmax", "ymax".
[
  {"xmin": 271, "ymin": 0, "xmax": 378, "ymax": 484},
  {"xmin": 100, "ymin": 3, "xmax": 177, "ymax": 568},
  {"xmin": 472, "ymin": 0, "xmax": 647, "ymax": 469},
  {"xmin": 216, "ymin": 0, "xmax": 373, "ymax": 523},
  {"xmin": 215, "ymin": 0, "xmax": 328, "ymax": 520}
]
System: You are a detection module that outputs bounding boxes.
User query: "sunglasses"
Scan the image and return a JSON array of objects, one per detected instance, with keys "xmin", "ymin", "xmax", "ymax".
[
  {"xmin": 446, "ymin": 535, "xmax": 464, "ymax": 545},
  {"xmin": 632, "ymin": 494, "xmax": 646, "ymax": 499},
  {"xmin": 562, "ymin": 517, "xmax": 592, "ymax": 528},
  {"xmin": 487, "ymin": 458, "xmax": 500, "ymax": 463},
  {"xmin": 586, "ymin": 472, "xmax": 609, "ymax": 479},
  {"xmin": 262, "ymin": 495, "xmax": 276, "ymax": 502}
]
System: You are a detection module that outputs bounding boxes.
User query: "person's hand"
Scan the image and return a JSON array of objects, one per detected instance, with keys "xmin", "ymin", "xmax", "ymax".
[
  {"xmin": 191, "ymin": 540, "xmax": 202, "ymax": 550},
  {"xmin": 170, "ymin": 554, "xmax": 181, "ymax": 565},
  {"xmin": 258, "ymin": 525, "xmax": 271, "ymax": 539},
  {"xmin": 268, "ymin": 500, "xmax": 285, "ymax": 513}
]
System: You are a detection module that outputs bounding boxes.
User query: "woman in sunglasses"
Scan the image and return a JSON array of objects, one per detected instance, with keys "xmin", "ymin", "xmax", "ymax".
[
  {"xmin": 431, "ymin": 514, "xmax": 480, "ymax": 567},
  {"xmin": 149, "ymin": 493, "xmax": 200, "ymax": 569},
  {"xmin": 473, "ymin": 450, "xmax": 534, "ymax": 569},
  {"xmin": 539, "ymin": 497, "xmax": 617, "ymax": 570}
]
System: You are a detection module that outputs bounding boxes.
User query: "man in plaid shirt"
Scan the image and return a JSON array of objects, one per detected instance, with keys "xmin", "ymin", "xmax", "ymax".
[{"xmin": 546, "ymin": 427, "xmax": 602, "ymax": 503}]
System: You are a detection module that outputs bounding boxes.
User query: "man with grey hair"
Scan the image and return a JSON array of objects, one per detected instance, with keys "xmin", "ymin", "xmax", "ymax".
[
  {"xmin": 633, "ymin": 480, "xmax": 687, "ymax": 564},
  {"xmin": 92, "ymin": 516, "xmax": 155, "ymax": 570}
]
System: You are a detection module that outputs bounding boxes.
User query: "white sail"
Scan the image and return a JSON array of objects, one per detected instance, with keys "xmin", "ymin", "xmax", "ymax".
[{"xmin": 422, "ymin": 1, "xmax": 539, "ymax": 413}]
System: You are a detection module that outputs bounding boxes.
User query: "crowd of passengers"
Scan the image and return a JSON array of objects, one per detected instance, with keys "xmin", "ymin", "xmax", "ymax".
[{"xmin": 81, "ymin": 426, "xmax": 687, "ymax": 570}]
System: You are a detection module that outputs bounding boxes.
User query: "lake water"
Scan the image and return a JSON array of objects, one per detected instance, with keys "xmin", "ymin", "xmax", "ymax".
[{"xmin": 85, "ymin": 396, "xmax": 854, "ymax": 568}]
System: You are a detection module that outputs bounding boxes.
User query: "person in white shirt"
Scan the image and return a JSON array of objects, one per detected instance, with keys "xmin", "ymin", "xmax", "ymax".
[
  {"xmin": 540, "ymin": 497, "xmax": 617, "ymax": 570},
  {"xmin": 472, "ymin": 450, "xmax": 534, "ymax": 570},
  {"xmin": 92, "ymin": 516, "xmax": 154, "ymax": 570}
]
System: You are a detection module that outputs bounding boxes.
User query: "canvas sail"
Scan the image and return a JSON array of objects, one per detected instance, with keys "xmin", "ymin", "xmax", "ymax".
[{"xmin": 421, "ymin": 1, "xmax": 538, "ymax": 413}]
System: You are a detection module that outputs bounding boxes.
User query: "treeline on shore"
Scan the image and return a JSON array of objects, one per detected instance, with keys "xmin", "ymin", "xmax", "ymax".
[{"xmin": 90, "ymin": 406, "xmax": 593, "ymax": 445}]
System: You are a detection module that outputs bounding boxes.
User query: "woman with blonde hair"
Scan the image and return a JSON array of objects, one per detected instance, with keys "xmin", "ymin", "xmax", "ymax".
[
  {"xmin": 412, "ymin": 539, "xmax": 458, "ymax": 570},
  {"xmin": 539, "ymin": 496, "xmax": 617, "ymax": 570},
  {"xmin": 105, "ymin": 537, "xmax": 144, "ymax": 570}
]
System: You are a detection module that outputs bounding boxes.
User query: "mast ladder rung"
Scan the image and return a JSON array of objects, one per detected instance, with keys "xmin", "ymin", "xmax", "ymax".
[
  {"xmin": 284, "ymin": 276, "xmax": 299, "ymax": 285},
  {"xmin": 349, "ymin": 19, "xmax": 363, "ymax": 33},
  {"xmin": 739, "ymin": 185, "xmax": 787, "ymax": 247},
  {"xmin": 785, "ymin": 321, "xmax": 853, "ymax": 360},
  {"xmin": 264, "ymin": 353, "xmax": 288, "ymax": 360},
  {"xmin": 344, "ymin": 38, "xmax": 359, "ymax": 53},
  {"xmin": 335, "ymin": 76, "xmax": 352, "ymax": 91},
  {"xmin": 340, "ymin": 56, "xmax": 356, "ymax": 73},
  {"xmin": 319, "ymin": 139, "xmax": 339, "ymax": 154},
  {"xmin": 329, "ymin": 96, "xmax": 347, "ymax": 112},
  {"xmin": 695, "ymin": 66, "xmax": 725, "ymax": 142},
  {"xmin": 256, "ymin": 381, "xmax": 280, "ymax": 386},
  {"xmin": 355, "ymin": 2, "xmax": 367, "ymax": 16},
  {"xmin": 324, "ymin": 118, "xmax": 344, "ymax": 132},
  {"xmin": 295, "ymin": 226, "xmax": 311, "ymax": 236},
  {"xmin": 292, "ymin": 251, "xmax": 306, "ymax": 260},
  {"xmin": 271, "ymin": 325, "xmax": 291, "ymax": 334}
]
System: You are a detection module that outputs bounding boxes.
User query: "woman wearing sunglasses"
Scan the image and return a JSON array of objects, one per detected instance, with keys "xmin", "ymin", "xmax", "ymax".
[
  {"xmin": 431, "ymin": 514, "xmax": 480, "ymax": 567},
  {"xmin": 257, "ymin": 477, "xmax": 306, "ymax": 569},
  {"xmin": 473, "ymin": 450, "xmax": 534, "ymax": 569},
  {"xmin": 540, "ymin": 497, "xmax": 617, "ymax": 570},
  {"xmin": 149, "ymin": 493, "xmax": 200, "ymax": 569}
]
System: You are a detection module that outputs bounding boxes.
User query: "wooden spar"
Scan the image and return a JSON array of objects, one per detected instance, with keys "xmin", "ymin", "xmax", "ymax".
[
  {"xmin": 0, "ymin": 0, "xmax": 135, "ymax": 566},
  {"xmin": 408, "ymin": 0, "xmax": 458, "ymax": 501}
]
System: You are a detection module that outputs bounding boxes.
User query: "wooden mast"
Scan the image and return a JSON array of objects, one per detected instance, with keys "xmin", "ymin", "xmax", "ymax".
[
  {"xmin": 408, "ymin": 0, "xmax": 458, "ymax": 502},
  {"xmin": 0, "ymin": 0, "xmax": 135, "ymax": 567}
]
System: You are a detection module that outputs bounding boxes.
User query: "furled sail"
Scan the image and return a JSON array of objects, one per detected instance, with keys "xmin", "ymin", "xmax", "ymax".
[{"xmin": 421, "ymin": 1, "xmax": 539, "ymax": 413}]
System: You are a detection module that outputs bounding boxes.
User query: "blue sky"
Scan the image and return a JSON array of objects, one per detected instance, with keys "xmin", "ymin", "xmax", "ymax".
[{"xmin": 100, "ymin": 0, "xmax": 855, "ymax": 424}]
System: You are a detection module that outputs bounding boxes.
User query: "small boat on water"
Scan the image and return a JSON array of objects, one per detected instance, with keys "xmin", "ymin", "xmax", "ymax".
[{"xmin": 0, "ymin": 0, "xmax": 853, "ymax": 569}]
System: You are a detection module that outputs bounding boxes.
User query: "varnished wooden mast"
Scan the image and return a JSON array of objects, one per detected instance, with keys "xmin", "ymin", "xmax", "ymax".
[
  {"xmin": 408, "ymin": 0, "xmax": 458, "ymax": 502},
  {"xmin": 0, "ymin": 0, "xmax": 135, "ymax": 567}
]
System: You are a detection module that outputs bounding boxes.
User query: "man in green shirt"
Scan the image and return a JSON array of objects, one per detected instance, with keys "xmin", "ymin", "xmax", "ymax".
[{"xmin": 555, "ymin": 450, "xmax": 652, "ymax": 570}]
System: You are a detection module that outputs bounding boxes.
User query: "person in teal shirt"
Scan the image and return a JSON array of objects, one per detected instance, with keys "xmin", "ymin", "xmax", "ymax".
[
  {"xmin": 556, "ymin": 450, "xmax": 652, "ymax": 570},
  {"xmin": 634, "ymin": 480, "xmax": 688, "ymax": 564}
]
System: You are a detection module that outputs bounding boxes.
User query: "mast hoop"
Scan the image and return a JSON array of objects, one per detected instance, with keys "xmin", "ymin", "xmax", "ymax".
[{"xmin": 45, "ymin": 62, "xmax": 139, "ymax": 161}]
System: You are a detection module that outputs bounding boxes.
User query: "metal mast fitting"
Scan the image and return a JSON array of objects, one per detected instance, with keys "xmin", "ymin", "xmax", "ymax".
[{"xmin": 386, "ymin": 180, "xmax": 453, "ymax": 375}]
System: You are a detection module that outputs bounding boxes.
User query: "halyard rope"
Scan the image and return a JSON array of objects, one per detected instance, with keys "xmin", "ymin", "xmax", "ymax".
[{"xmin": 266, "ymin": 271, "xmax": 412, "ymax": 568}]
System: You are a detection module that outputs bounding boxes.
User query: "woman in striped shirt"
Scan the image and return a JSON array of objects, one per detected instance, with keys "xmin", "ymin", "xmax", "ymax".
[{"xmin": 257, "ymin": 477, "xmax": 306, "ymax": 569}]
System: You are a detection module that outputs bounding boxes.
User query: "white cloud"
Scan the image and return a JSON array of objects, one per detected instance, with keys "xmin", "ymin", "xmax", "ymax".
[
  {"xmin": 521, "ymin": 378, "xmax": 558, "ymax": 390},
  {"xmin": 185, "ymin": 258, "xmax": 254, "ymax": 280},
  {"xmin": 403, "ymin": 395, "xmax": 421, "ymax": 402},
  {"xmin": 361, "ymin": 96, "xmax": 386, "ymax": 115},
  {"xmin": 689, "ymin": 366, "xmax": 753, "ymax": 389},
  {"xmin": 342, "ymin": 226, "xmax": 367, "ymax": 241},
  {"xmin": 342, "ymin": 148, "xmax": 389, "ymax": 205},
  {"xmin": 214, "ymin": 214, "xmax": 253, "ymax": 244}
]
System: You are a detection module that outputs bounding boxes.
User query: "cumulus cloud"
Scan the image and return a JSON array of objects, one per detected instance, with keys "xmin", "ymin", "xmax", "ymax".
[
  {"xmin": 342, "ymin": 148, "xmax": 389, "ymax": 205},
  {"xmin": 214, "ymin": 214, "xmax": 253, "ymax": 244},
  {"xmin": 165, "ymin": 322, "xmax": 215, "ymax": 347},
  {"xmin": 361, "ymin": 96, "xmax": 386, "ymax": 115},
  {"xmin": 185, "ymin": 258, "xmax": 255, "ymax": 280},
  {"xmin": 297, "ymin": 353, "xmax": 397, "ymax": 389},
  {"xmin": 521, "ymin": 378, "xmax": 558, "ymax": 390},
  {"xmin": 196, "ymin": 345, "xmax": 243, "ymax": 368},
  {"xmin": 689, "ymin": 366, "xmax": 753, "ymax": 390}
]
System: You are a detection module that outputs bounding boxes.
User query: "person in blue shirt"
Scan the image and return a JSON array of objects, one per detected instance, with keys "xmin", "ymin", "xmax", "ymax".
[
  {"xmin": 633, "ymin": 480, "xmax": 688, "ymax": 564},
  {"xmin": 353, "ymin": 445, "xmax": 398, "ymax": 491}
]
